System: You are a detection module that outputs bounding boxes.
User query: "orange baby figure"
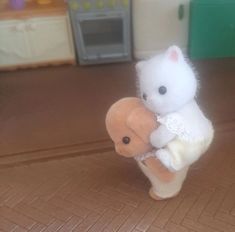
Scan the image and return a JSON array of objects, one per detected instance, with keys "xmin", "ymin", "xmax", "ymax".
[{"xmin": 105, "ymin": 97, "xmax": 189, "ymax": 200}]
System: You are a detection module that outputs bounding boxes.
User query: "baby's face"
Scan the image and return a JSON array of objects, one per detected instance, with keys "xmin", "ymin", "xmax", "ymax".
[{"xmin": 109, "ymin": 125, "xmax": 152, "ymax": 157}]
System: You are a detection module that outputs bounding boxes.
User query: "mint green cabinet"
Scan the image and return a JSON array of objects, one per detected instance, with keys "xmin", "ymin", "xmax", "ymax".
[{"xmin": 189, "ymin": 0, "xmax": 235, "ymax": 59}]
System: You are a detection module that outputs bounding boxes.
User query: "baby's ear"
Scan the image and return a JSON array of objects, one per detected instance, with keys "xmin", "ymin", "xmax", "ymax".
[
  {"xmin": 165, "ymin": 45, "xmax": 184, "ymax": 63},
  {"xmin": 135, "ymin": 61, "xmax": 146, "ymax": 75},
  {"xmin": 126, "ymin": 107, "xmax": 157, "ymax": 144}
]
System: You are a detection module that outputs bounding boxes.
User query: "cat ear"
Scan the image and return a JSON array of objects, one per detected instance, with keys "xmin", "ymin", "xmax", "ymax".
[
  {"xmin": 135, "ymin": 61, "xmax": 146, "ymax": 74},
  {"xmin": 166, "ymin": 45, "xmax": 183, "ymax": 63}
]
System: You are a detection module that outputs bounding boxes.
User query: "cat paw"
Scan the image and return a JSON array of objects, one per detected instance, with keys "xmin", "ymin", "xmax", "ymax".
[
  {"xmin": 156, "ymin": 149, "xmax": 176, "ymax": 172},
  {"xmin": 150, "ymin": 131, "xmax": 162, "ymax": 148}
]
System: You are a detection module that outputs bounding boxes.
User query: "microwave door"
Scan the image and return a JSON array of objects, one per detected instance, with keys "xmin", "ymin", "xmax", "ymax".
[{"xmin": 76, "ymin": 12, "xmax": 128, "ymax": 62}]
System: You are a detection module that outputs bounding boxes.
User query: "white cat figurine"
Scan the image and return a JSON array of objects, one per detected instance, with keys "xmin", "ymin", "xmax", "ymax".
[{"xmin": 136, "ymin": 46, "xmax": 214, "ymax": 172}]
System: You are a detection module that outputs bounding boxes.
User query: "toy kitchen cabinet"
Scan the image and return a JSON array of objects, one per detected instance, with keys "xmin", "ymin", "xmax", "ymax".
[
  {"xmin": 133, "ymin": 0, "xmax": 190, "ymax": 59},
  {"xmin": 0, "ymin": 1, "xmax": 75, "ymax": 70}
]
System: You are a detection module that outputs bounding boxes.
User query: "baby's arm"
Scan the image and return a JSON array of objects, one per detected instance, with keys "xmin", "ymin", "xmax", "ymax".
[{"xmin": 150, "ymin": 125, "xmax": 176, "ymax": 149}]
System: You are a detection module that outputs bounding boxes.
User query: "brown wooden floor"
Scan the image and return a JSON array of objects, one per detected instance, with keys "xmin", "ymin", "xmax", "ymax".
[
  {"xmin": 0, "ymin": 60, "xmax": 235, "ymax": 165},
  {"xmin": 0, "ymin": 60, "xmax": 235, "ymax": 231},
  {"xmin": 0, "ymin": 63, "xmax": 136, "ymax": 166}
]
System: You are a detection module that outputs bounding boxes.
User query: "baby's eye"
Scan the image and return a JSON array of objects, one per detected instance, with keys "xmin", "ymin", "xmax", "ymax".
[
  {"xmin": 122, "ymin": 136, "xmax": 131, "ymax": 144},
  {"xmin": 142, "ymin": 93, "xmax": 147, "ymax": 101},
  {"xmin": 158, "ymin": 86, "xmax": 167, "ymax": 95}
]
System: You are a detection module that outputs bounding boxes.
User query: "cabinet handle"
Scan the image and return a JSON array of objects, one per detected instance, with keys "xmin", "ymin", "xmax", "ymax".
[
  {"xmin": 15, "ymin": 23, "xmax": 25, "ymax": 31},
  {"xmin": 27, "ymin": 23, "xmax": 37, "ymax": 31},
  {"xmin": 178, "ymin": 4, "xmax": 184, "ymax": 20}
]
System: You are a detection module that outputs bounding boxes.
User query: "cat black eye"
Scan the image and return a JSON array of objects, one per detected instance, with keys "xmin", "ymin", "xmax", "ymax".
[
  {"xmin": 158, "ymin": 86, "xmax": 167, "ymax": 95},
  {"xmin": 142, "ymin": 93, "xmax": 147, "ymax": 101},
  {"xmin": 122, "ymin": 136, "xmax": 131, "ymax": 144}
]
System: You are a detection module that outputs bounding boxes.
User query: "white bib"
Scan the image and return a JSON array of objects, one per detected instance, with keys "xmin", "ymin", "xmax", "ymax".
[{"xmin": 157, "ymin": 113, "xmax": 202, "ymax": 143}]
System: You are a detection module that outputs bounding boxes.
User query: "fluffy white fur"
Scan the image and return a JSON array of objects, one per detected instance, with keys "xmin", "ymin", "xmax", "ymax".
[{"xmin": 136, "ymin": 46, "xmax": 214, "ymax": 171}]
